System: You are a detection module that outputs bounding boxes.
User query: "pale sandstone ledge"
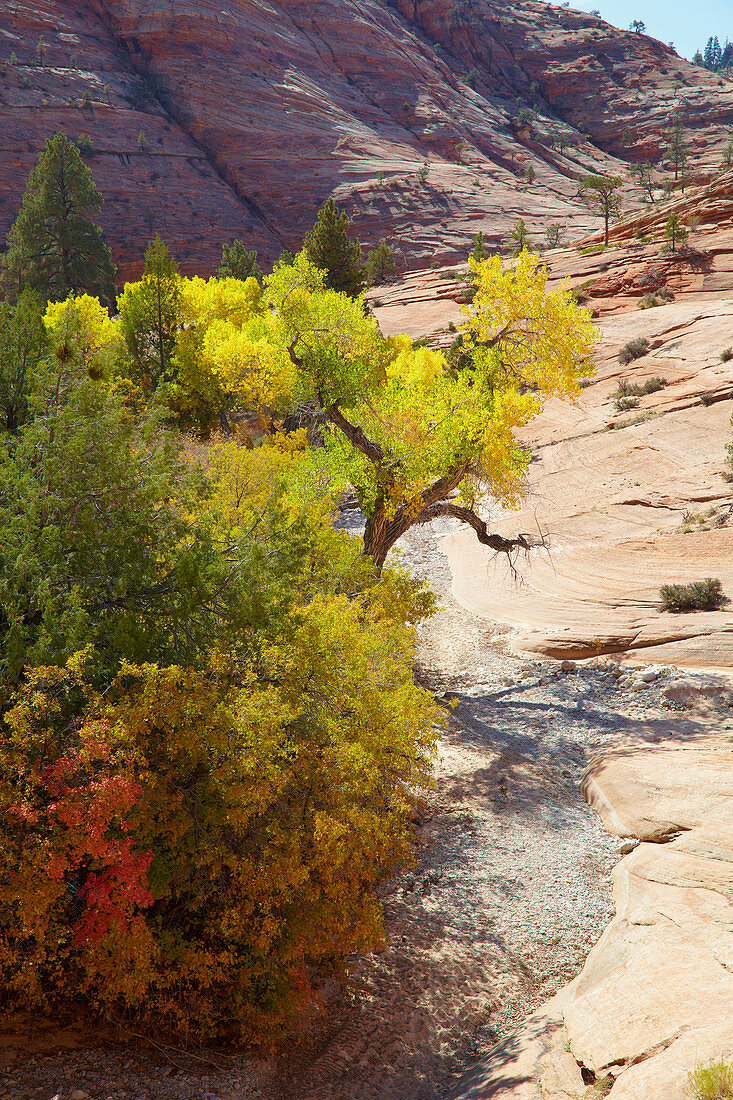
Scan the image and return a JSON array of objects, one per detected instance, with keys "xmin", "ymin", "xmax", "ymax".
[{"xmin": 449, "ymin": 726, "xmax": 733, "ymax": 1100}]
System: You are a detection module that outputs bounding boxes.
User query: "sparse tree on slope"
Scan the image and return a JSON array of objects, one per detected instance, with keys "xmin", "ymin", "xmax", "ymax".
[
  {"xmin": 364, "ymin": 240, "xmax": 399, "ymax": 284},
  {"xmin": 666, "ymin": 110, "xmax": 688, "ymax": 191},
  {"xmin": 664, "ymin": 213, "xmax": 689, "ymax": 253},
  {"xmin": 509, "ymin": 218, "xmax": 533, "ymax": 254},
  {"xmin": 471, "ymin": 230, "xmax": 489, "ymax": 262},
  {"xmin": 577, "ymin": 174, "xmax": 623, "ymax": 246},
  {"xmin": 1, "ymin": 132, "xmax": 116, "ymax": 306},
  {"xmin": 630, "ymin": 161, "xmax": 658, "ymax": 203}
]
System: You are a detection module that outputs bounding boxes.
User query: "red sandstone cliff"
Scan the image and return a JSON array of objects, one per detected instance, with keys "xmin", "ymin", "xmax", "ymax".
[{"xmin": 1, "ymin": 0, "xmax": 732, "ymax": 278}]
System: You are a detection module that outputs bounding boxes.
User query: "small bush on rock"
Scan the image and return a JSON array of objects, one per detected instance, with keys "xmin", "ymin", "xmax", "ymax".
[
  {"xmin": 688, "ymin": 1059, "xmax": 733, "ymax": 1099},
  {"xmin": 659, "ymin": 578, "xmax": 725, "ymax": 613},
  {"xmin": 617, "ymin": 336, "xmax": 650, "ymax": 365},
  {"xmin": 613, "ymin": 376, "xmax": 665, "ymax": 409},
  {"xmin": 615, "ymin": 395, "xmax": 639, "ymax": 411},
  {"xmin": 720, "ymin": 347, "xmax": 732, "ymax": 362},
  {"xmin": 639, "ymin": 287, "xmax": 673, "ymax": 309},
  {"xmin": 586, "ymin": 1074, "xmax": 615, "ymax": 1098}
]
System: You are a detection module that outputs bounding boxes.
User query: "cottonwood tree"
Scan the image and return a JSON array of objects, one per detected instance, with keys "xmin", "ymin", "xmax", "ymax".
[
  {"xmin": 268, "ymin": 251, "xmax": 596, "ymax": 569},
  {"xmin": 1, "ymin": 132, "xmax": 116, "ymax": 305},
  {"xmin": 577, "ymin": 174, "xmax": 623, "ymax": 246}
]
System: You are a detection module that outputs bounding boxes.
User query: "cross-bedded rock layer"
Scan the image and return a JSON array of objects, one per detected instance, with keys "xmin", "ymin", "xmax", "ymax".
[{"xmin": 1, "ymin": 0, "xmax": 732, "ymax": 276}]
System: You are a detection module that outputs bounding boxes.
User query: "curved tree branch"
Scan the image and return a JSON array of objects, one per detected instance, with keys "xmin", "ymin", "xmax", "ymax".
[
  {"xmin": 326, "ymin": 402, "xmax": 386, "ymax": 466},
  {"xmin": 415, "ymin": 501, "xmax": 546, "ymax": 555}
]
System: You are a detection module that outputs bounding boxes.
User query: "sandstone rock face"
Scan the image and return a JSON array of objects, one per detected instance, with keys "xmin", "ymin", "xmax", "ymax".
[
  {"xmin": 395, "ymin": 0, "xmax": 733, "ymax": 169},
  {"xmin": 450, "ymin": 726, "xmax": 733, "ymax": 1100},
  {"xmin": 0, "ymin": 1, "xmax": 283, "ymax": 280},
  {"xmin": 1, "ymin": 0, "xmax": 732, "ymax": 276},
  {"xmin": 439, "ymin": 285, "xmax": 733, "ymax": 667}
]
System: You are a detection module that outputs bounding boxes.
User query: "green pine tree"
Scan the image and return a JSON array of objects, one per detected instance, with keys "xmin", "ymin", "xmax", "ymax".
[
  {"xmin": 119, "ymin": 236, "xmax": 181, "ymax": 391},
  {"xmin": 218, "ymin": 240, "xmax": 262, "ymax": 284},
  {"xmin": 509, "ymin": 218, "xmax": 533, "ymax": 254},
  {"xmin": 0, "ymin": 288, "xmax": 47, "ymax": 433},
  {"xmin": 470, "ymin": 230, "xmax": 489, "ymax": 262},
  {"xmin": 303, "ymin": 198, "xmax": 366, "ymax": 297},
  {"xmin": 364, "ymin": 240, "xmax": 399, "ymax": 285},
  {"xmin": 1, "ymin": 132, "xmax": 116, "ymax": 306}
]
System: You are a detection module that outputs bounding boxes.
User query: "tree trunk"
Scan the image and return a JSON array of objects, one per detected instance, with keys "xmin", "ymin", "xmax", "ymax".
[
  {"xmin": 363, "ymin": 501, "xmax": 413, "ymax": 570},
  {"xmin": 363, "ymin": 498, "xmax": 539, "ymax": 572}
]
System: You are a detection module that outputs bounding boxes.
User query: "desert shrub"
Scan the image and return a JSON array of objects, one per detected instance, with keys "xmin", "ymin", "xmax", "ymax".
[
  {"xmin": 688, "ymin": 1060, "xmax": 733, "ymax": 1099},
  {"xmin": 613, "ymin": 376, "xmax": 665, "ymax": 408},
  {"xmin": 615, "ymin": 395, "xmax": 639, "ymax": 411},
  {"xmin": 725, "ymin": 437, "xmax": 733, "ymax": 481},
  {"xmin": 586, "ymin": 1075, "xmax": 615, "ymax": 1098},
  {"xmin": 659, "ymin": 578, "xmax": 725, "ymax": 613},
  {"xmin": 75, "ymin": 133, "xmax": 94, "ymax": 155},
  {"xmin": 0, "ymin": 619, "xmax": 437, "ymax": 1041},
  {"xmin": 617, "ymin": 336, "xmax": 650, "ymax": 365},
  {"xmin": 639, "ymin": 288, "xmax": 673, "ymax": 308},
  {"xmin": 720, "ymin": 347, "xmax": 732, "ymax": 362}
]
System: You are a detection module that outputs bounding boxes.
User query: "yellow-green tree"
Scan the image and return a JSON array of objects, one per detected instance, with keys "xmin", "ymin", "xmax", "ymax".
[{"xmin": 267, "ymin": 250, "xmax": 596, "ymax": 568}]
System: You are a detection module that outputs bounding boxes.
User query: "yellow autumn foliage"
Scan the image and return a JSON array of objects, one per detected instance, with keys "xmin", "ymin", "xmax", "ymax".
[
  {"xmin": 44, "ymin": 293, "xmax": 123, "ymax": 376},
  {"xmin": 0, "ymin": 585, "xmax": 439, "ymax": 1041}
]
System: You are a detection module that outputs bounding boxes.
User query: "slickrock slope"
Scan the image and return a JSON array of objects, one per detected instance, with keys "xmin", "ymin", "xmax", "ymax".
[
  {"xmin": 2, "ymin": 0, "xmax": 733, "ymax": 274},
  {"xmin": 441, "ymin": 287, "xmax": 733, "ymax": 667},
  {"xmin": 451, "ymin": 722, "xmax": 733, "ymax": 1100},
  {"xmin": 0, "ymin": 2, "xmax": 283, "ymax": 280}
]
